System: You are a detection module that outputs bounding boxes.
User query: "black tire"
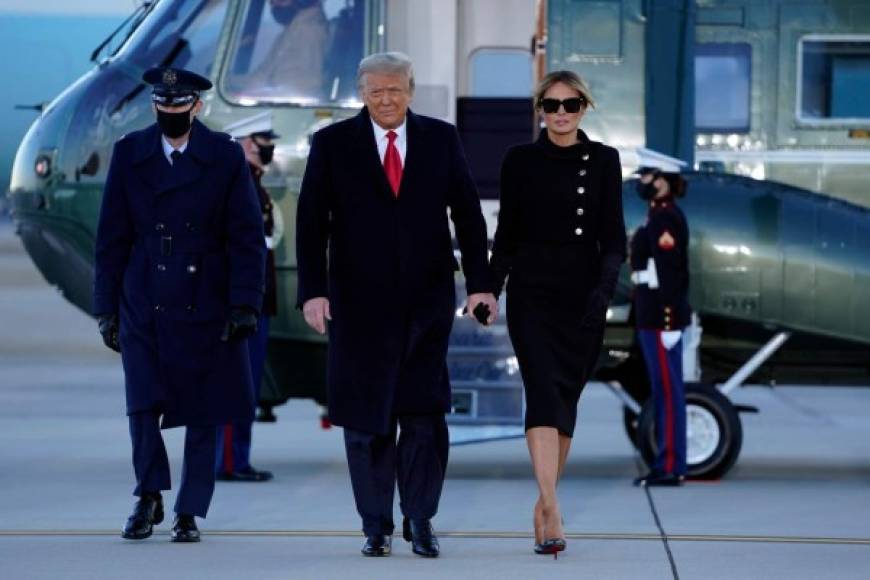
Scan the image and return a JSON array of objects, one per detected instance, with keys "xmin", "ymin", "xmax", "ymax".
[
  {"xmin": 623, "ymin": 407, "xmax": 640, "ymax": 450},
  {"xmin": 636, "ymin": 383, "xmax": 742, "ymax": 480}
]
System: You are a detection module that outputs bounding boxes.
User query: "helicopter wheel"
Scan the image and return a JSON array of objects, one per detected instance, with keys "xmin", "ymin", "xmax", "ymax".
[{"xmin": 636, "ymin": 383, "xmax": 742, "ymax": 480}]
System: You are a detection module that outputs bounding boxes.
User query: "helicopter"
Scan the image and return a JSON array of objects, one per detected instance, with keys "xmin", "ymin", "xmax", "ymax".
[{"xmin": 7, "ymin": 0, "xmax": 870, "ymax": 479}]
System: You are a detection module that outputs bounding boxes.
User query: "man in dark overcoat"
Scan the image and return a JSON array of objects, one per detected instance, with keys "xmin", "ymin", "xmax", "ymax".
[
  {"xmin": 296, "ymin": 52, "xmax": 497, "ymax": 558},
  {"xmin": 93, "ymin": 67, "xmax": 265, "ymax": 542}
]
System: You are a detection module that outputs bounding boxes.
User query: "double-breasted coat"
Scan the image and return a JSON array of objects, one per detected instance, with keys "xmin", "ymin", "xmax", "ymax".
[
  {"xmin": 296, "ymin": 108, "xmax": 490, "ymax": 435},
  {"xmin": 94, "ymin": 119, "xmax": 266, "ymax": 429}
]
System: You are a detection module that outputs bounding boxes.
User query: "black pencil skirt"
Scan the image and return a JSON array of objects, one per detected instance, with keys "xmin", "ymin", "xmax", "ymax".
[{"xmin": 506, "ymin": 281, "xmax": 604, "ymax": 437}]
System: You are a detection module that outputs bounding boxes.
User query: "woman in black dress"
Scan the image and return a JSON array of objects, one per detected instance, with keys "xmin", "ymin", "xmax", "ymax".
[{"xmin": 490, "ymin": 71, "xmax": 626, "ymax": 554}]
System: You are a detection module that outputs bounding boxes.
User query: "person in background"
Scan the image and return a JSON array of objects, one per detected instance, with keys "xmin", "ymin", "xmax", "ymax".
[
  {"xmin": 216, "ymin": 111, "xmax": 282, "ymax": 482},
  {"xmin": 489, "ymin": 70, "xmax": 627, "ymax": 556},
  {"xmin": 630, "ymin": 166, "xmax": 691, "ymax": 487}
]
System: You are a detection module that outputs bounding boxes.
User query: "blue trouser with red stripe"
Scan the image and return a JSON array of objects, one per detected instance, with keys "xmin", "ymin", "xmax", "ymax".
[
  {"xmin": 215, "ymin": 315, "xmax": 269, "ymax": 474},
  {"xmin": 638, "ymin": 329, "xmax": 687, "ymax": 476}
]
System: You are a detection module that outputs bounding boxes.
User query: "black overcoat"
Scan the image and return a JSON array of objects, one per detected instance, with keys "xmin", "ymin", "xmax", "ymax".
[
  {"xmin": 94, "ymin": 119, "xmax": 266, "ymax": 429},
  {"xmin": 296, "ymin": 108, "xmax": 490, "ymax": 435}
]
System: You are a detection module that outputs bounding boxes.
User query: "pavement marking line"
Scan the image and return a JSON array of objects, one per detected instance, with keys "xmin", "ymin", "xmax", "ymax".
[
  {"xmin": 643, "ymin": 485, "xmax": 681, "ymax": 580},
  {"xmin": 2, "ymin": 530, "xmax": 868, "ymax": 546}
]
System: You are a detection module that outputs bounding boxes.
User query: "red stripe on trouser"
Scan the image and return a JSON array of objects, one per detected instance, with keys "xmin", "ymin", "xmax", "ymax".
[
  {"xmin": 656, "ymin": 332, "xmax": 675, "ymax": 474},
  {"xmin": 223, "ymin": 425, "xmax": 234, "ymax": 473}
]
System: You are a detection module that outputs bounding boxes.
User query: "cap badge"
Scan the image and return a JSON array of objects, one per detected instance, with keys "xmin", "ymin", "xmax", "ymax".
[{"xmin": 163, "ymin": 69, "xmax": 177, "ymax": 86}]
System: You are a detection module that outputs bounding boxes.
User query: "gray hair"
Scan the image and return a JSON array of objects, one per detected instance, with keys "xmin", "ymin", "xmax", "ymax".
[{"xmin": 357, "ymin": 52, "xmax": 415, "ymax": 92}]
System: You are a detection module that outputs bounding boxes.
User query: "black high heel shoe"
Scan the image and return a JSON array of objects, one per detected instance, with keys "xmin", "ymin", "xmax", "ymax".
[{"xmin": 535, "ymin": 537, "xmax": 567, "ymax": 559}]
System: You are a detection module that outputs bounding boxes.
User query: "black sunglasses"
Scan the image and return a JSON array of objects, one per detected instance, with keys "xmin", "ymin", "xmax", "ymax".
[{"xmin": 538, "ymin": 97, "xmax": 586, "ymax": 114}]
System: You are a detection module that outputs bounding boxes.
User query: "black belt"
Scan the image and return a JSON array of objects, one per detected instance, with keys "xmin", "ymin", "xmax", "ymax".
[{"xmin": 137, "ymin": 234, "xmax": 223, "ymax": 256}]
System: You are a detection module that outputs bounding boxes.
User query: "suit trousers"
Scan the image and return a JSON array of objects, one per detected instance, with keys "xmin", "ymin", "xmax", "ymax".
[
  {"xmin": 343, "ymin": 414, "xmax": 449, "ymax": 536},
  {"xmin": 638, "ymin": 330, "xmax": 687, "ymax": 476},
  {"xmin": 129, "ymin": 412, "xmax": 217, "ymax": 517},
  {"xmin": 216, "ymin": 315, "xmax": 270, "ymax": 474}
]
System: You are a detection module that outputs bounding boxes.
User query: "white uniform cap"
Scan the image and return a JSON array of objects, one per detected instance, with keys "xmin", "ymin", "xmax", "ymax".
[{"xmin": 223, "ymin": 111, "xmax": 279, "ymax": 139}]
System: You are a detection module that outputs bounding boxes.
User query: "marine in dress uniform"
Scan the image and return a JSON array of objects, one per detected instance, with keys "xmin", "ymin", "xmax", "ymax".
[
  {"xmin": 215, "ymin": 112, "xmax": 282, "ymax": 482},
  {"xmin": 93, "ymin": 67, "xmax": 266, "ymax": 541},
  {"xmin": 296, "ymin": 52, "xmax": 496, "ymax": 558},
  {"xmin": 630, "ymin": 167, "xmax": 691, "ymax": 487}
]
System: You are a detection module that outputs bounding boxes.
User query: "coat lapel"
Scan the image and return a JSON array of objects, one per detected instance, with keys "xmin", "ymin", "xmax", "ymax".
[
  {"xmin": 352, "ymin": 108, "xmax": 394, "ymax": 199},
  {"xmin": 400, "ymin": 110, "xmax": 425, "ymax": 199},
  {"xmin": 132, "ymin": 119, "xmax": 214, "ymax": 197}
]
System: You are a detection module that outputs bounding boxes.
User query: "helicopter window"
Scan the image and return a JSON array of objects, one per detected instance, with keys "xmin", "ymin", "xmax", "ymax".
[
  {"xmin": 222, "ymin": 0, "xmax": 367, "ymax": 106},
  {"xmin": 114, "ymin": 0, "xmax": 229, "ymax": 78},
  {"xmin": 695, "ymin": 43, "xmax": 751, "ymax": 133},
  {"xmin": 799, "ymin": 37, "xmax": 870, "ymax": 123},
  {"xmin": 469, "ymin": 49, "xmax": 533, "ymax": 97}
]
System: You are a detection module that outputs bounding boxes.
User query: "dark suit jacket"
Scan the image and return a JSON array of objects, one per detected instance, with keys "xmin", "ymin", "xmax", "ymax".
[
  {"xmin": 296, "ymin": 108, "xmax": 490, "ymax": 434},
  {"xmin": 93, "ymin": 119, "xmax": 265, "ymax": 428}
]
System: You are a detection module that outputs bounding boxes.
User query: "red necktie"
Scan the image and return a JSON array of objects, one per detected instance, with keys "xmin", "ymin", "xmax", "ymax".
[{"xmin": 383, "ymin": 130, "xmax": 403, "ymax": 197}]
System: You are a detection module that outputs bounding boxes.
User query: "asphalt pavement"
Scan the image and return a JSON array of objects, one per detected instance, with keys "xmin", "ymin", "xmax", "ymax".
[{"xmin": 1, "ymin": 220, "xmax": 869, "ymax": 580}]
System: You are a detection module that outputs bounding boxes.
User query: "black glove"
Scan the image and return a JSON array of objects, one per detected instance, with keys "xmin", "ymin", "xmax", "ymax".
[
  {"xmin": 98, "ymin": 314, "xmax": 120, "ymax": 352},
  {"xmin": 221, "ymin": 307, "xmax": 258, "ymax": 342},
  {"xmin": 580, "ymin": 289, "xmax": 610, "ymax": 331}
]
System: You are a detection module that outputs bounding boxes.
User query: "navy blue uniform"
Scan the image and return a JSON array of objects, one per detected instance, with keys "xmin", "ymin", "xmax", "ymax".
[
  {"xmin": 94, "ymin": 119, "xmax": 265, "ymax": 515},
  {"xmin": 631, "ymin": 197, "xmax": 690, "ymax": 476},
  {"xmin": 296, "ymin": 108, "xmax": 489, "ymax": 535},
  {"xmin": 217, "ymin": 164, "xmax": 277, "ymax": 476}
]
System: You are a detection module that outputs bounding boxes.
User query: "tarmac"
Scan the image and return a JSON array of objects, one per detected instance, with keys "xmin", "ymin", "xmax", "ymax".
[{"xmin": 1, "ymin": 218, "xmax": 870, "ymax": 580}]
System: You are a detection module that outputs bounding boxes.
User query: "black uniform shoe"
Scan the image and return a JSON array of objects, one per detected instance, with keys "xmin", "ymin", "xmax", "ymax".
[
  {"xmin": 121, "ymin": 493, "xmax": 164, "ymax": 540},
  {"xmin": 361, "ymin": 534, "xmax": 392, "ymax": 557},
  {"xmin": 403, "ymin": 517, "xmax": 440, "ymax": 558},
  {"xmin": 633, "ymin": 472, "xmax": 684, "ymax": 487},
  {"xmin": 170, "ymin": 514, "xmax": 201, "ymax": 543},
  {"xmin": 216, "ymin": 467, "xmax": 274, "ymax": 482}
]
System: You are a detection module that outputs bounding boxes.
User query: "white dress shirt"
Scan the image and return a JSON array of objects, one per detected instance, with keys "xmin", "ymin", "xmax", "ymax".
[
  {"xmin": 371, "ymin": 118, "xmax": 407, "ymax": 165},
  {"xmin": 161, "ymin": 135, "xmax": 189, "ymax": 165}
]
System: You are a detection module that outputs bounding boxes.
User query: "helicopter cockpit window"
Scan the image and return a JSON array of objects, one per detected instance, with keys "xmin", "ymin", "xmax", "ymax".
[
  {"xmin": 222, "ymin": 0, "xmax": 366, "ymax": 106},
  {"xmin": 114, "ymin": 0, "xmax": 229, "ymax": 78}
]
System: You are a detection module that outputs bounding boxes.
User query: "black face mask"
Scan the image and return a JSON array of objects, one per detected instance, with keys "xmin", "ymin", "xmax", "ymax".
[
  {"xmin": 257, "ymin": 144, "xmax": 275, "ymax": 165},
  {"xmin": 636, "ymin": 181, "xmax": 658, "ymax": 201},
  {"xmin": 156, "ymin": 106, "xmax": 194, "ymax": 139},
  {"xmin": 270, "ymin": 5, "xmax": 300, "ymax": 25}
]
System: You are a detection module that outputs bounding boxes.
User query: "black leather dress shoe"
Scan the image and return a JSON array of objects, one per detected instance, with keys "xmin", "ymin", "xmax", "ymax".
[
  {"xmin": 403, "ymin": 517, "xmax": 439, "ymax": 558},
  {"xmin": 121, "ymin": 493, "xmax": 163, "ymax": 540},
  {"xmin": 633, "ymin": 472, "xmax": 685, "ymax": 487},
  {"xmin": 361, "ymin": 534, "xmax": 391, "ymax": 557},
  {"xmin": 170, "ymin": 514, "xmax": 201, "ymax": 543},
  {"xmin": 216, "ymin": 467, "xmax": 274, "ymax": 482}
]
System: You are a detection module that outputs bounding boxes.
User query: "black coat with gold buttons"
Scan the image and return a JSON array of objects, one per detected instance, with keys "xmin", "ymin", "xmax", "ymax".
[
  {"xmin": 490, "ymin": 129, "xmax": 626, "ymax": 304},
  {"xmin": 489, "ymin": 128, "xmax": 627, "ymax": 436},
  {"xmin": 93, "ymin": 119, "xmax": 266, "ymax": 429}
]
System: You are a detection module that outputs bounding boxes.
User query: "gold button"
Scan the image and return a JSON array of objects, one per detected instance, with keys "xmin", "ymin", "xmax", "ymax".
[{"xmin": 577, "ymin": 187, "xmax": 585, "ymax": 194}]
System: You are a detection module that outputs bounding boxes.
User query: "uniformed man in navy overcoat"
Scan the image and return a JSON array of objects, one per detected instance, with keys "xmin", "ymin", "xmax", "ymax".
[
  {"xmin": 296, "ymin": 52, "xmax": 497, "ymax": 558},
  {"xmin": 630, "ymin": 167, "xmax": 691, "ymax": 487},
  {"xmin": 93, "ymin": 67, "xmax": 265, "ymax": 542}
]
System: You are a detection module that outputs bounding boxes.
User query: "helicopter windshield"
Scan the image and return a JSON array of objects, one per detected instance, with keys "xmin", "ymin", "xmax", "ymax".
[
  {"xmin": 113, "ymin": 0, "xmax": 229, "ymax": 77},
  {"xmin": 222, "ymin": 0, "xmax": 368, "ymax": 106}
]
